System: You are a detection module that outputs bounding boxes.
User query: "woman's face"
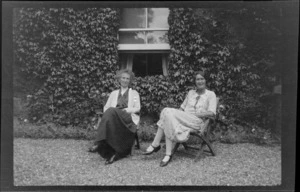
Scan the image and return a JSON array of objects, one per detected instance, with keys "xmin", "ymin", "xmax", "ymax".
[
  {"xmin": 195, "ymin": 74, "xmax": 206, "ymax": 90},
  {"xmin": 119, "ymin": 72, "xmax": 131, "ymax": 88}
]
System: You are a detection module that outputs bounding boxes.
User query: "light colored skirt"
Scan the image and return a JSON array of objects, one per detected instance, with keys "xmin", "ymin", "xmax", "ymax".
[{"xmin": 157, "ymin": 108, "xmax": 204, "ymax": 142}]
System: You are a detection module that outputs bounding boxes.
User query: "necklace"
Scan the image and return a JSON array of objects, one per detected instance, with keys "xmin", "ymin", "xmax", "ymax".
[
  {"xmin": 194, "ymin": 89, "xmax": 205, "ymax": 109},
  {"xmin": 194, "ymin": 95, "xmax": 200, "ymax": 109}
]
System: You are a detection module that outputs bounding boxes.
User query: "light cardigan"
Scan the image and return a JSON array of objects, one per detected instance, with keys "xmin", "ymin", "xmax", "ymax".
[{"xmin": 103, "ymin": 88, "xmax": 141, "ymax": 125}]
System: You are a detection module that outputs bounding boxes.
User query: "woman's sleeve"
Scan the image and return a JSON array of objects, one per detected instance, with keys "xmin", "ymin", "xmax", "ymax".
[
  {"xmin": 207, "ymin": 91, "xmax": 217, "ymax": 115},
  {"xmin": 103, "ymin": 92, "xmax": 113, "ymax": 112},
  {"xmin": 180, "ymin": 91, "xmax": 190, "ymax": 110},
  {"xmin": 126, "ymin": 91, "xmax": 141, "ymax": 114},
  {"xmin": 132, "ymin": 91, "xmax": 141, "ymax": 113}
]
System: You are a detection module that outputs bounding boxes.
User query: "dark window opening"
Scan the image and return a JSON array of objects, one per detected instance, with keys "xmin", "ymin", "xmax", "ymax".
[{"xmin": 132, "ymin": 53, "xmax": 163, "ymax": 77}]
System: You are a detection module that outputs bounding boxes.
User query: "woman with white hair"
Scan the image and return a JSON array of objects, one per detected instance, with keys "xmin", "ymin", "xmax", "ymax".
[{"xmin": 88, "ymin": 69, "xmax": 141, "ymax": 165}]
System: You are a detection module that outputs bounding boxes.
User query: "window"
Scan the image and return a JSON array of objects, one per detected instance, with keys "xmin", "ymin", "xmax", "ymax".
[
  {"xmin": 118, "ymin": 8, "xmax": 170, "ymax": 50},
  {"xmin": 118, "ymin": 8, "xmax": 170, "ymax": 76},
  {"xmin": 119, "ymin": 53, "xmax": 169, "ymax": 77}
]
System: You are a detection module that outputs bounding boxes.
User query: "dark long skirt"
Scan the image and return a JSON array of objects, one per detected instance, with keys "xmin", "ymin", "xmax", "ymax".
[{"xmin": 95, "ymin": 107, "xmax": 136, "ymax": 160}]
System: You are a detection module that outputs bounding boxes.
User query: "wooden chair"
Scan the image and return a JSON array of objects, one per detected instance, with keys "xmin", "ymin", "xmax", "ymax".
[{"xmin": 171, "ymin": 97, "xmax": 219, "ymax": 161}]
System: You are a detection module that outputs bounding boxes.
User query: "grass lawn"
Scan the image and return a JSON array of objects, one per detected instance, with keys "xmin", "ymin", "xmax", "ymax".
[{"xmin": 14, "ymin": 138, "xmax": 281, "ymax": 186}]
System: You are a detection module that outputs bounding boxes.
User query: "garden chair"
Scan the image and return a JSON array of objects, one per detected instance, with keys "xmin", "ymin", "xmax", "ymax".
[{"xmin": 171, "ymin": 97, "xmax": 219, "ymax": 162}]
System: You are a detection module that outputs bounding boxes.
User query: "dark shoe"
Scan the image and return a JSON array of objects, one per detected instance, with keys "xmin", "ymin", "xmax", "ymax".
[
  {"xmin": 159, "ymin": 155, "xmax": 172, "ymax": 167},
  {"xmin": 104, "ymin": 153, "xmax": 121, "ymax": 165},
  {"xmin": 88, "ymin": 145, "xmax": 98, "ymax": 153},
  {"xmin": 142, "ymin": 145, "xmax": 161, "ymax": 155}
]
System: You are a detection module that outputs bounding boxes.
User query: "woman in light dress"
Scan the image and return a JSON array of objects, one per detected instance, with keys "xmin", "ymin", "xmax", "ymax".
[{"xmin": 143, "ymin": 71, "xmax": 217, "ymax": 167}]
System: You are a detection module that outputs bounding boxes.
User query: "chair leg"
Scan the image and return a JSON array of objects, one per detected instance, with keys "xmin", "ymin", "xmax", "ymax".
[
  {"xmin": 199, "ymin": 135, "xmax": 216, "ymax": 156},
  {"xmin": 171, "ymin": 143, "xmax": 180, "ymax": 155},
  {"xmin": 194, "ymin": 142, "xmax": 205, "ymax": 162},
  {"xmin": 94, "ymin": 117, "xmax": 101, "ymax": 129},
  {"xmin": 135, "ymin": 132, "xmax": 140, "ymax": 149},
  {"xmin": 130, "ymin": 133, "xmax": 140, "ymax": 156},
  {"xmin": 182, "ymin": 143, "xmax": 189, "ymax": 151},
  {"xmin": 130, "ymin": 145, "xmax": 134, "ymax": 156}
]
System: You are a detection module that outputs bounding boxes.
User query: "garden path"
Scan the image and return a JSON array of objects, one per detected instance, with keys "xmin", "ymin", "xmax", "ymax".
[{"xmin": 14, "ymin": 138, "xmax": 281, "ymax": 186}]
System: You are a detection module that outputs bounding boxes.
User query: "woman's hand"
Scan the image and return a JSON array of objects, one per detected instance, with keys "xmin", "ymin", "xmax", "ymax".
[{"xmin": 122, "ymin": 108, "xmax": 131, "ymax": 113}]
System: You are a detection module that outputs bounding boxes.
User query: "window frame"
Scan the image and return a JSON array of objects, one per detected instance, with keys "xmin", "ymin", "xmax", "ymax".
[
  {"xmin": 118, "ymin": 8, "xmax": 170, "ymax": 76},
  {"xmin": 118, "ymin": 8, "xmax": 170, "ymax": 51}
]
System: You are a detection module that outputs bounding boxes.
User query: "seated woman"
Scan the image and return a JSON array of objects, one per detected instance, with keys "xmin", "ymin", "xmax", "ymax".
[
  {"xmin": 88, "ymin": 69, "xmax": 141, "ymax": 165},
  {"xmin": 142, "ymin": 71, "xmax": 217, "ymax": 167}
]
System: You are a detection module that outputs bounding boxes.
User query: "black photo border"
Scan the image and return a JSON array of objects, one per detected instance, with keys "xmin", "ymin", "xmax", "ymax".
[{"xmin": 1, "ymin": 1, "xmax": 298, "ymax": 191}]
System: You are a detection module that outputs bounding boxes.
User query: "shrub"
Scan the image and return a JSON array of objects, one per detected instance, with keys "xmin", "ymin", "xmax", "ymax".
[
  {"xmin": 14, "ymin": 117, "xmax": 97, "ymax": 140},
  {"xmin": 14, "ymin": 8, "xmax": 120, "ymax": 126},
  {"xmin": 13, "ymin": 7, "xmax": 281, "ymax": 143},
  {"xmin": 167, "ymin": 8, "xmax": 280, "ymax": 137},
  {"xmin": 132, "ymin": 75, "xmax": 182, "ymax": 118}
]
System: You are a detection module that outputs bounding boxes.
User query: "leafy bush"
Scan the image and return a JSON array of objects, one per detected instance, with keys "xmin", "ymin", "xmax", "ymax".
[
  {"xmin": 13, "ymin": 7, "xmax": 281, "ymax": 143},
  {"xmin": 137, "ymin": 122, "xmax": 158, "ymax": 142},
  {"xmin": 14, "ymin": 117, "xmax": 97, "ymax": 140},
  {"xmin": 167, "ymin": 8, "xmax": 280, "ymax": 140},
  {"xmin": 14, "ymin": 8, "xmax": 120, "ymax": 126},
  {"xmin": 133, "ymin": 75, "xmax": 182, "ymax": 118}
]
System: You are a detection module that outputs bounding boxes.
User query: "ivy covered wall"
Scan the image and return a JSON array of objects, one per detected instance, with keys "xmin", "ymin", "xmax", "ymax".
[
  {"xmin": 14, "ymin": 8, "xmax": 121, "ymax": 125},
  {"xmin": 13, "ymin": 7, "xmax": 280, "ymax": 136},
  {"xmin": 167, "ymin": 8, "xmax": 280, "ymax": 131}
]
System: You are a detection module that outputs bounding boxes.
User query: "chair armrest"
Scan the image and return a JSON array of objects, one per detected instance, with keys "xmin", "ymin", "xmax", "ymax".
[
  {"xmin": 97, "ymin": 110, "xmax": 139, "ymax": 117},
  {"xmin": 202, "ymin": 114, "xmax": 216, "ymax": 121},
  {"xmin": 200, "ymin": 115, "xmax": 216, "ymax": 136}
]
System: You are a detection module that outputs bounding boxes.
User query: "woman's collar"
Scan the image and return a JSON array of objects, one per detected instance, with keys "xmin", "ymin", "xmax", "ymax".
[
  {"xmin": 120, "ymin": 87, "xmax": 129, "ymax": 91},
  {"xmin": 195, "ymin": 88, "xmax": 206, "ymax": 96}
]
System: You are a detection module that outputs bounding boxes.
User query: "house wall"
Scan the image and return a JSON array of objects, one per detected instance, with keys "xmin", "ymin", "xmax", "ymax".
[{"xmin": 13, "ymin": 7, "xmax": 282, "ymax": 132}]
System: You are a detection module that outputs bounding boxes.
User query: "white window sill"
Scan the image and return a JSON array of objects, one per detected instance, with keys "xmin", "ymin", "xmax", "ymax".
[{"xmin": 118, "ymin": 44, "xmax": 170, "ymax": 51}]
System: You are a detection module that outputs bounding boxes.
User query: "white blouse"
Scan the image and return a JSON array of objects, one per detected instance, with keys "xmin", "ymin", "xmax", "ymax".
[
  {"xmin": 180, "ymin": 89, "xmax": 217, "ymax": 117},
  {"xmin": 103, "ymin": 88, "xmax": 141, "ymax": 125}
]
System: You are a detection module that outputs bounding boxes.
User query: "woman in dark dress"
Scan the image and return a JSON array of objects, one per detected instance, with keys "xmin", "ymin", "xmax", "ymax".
[{"xmin": 88, "ymin": 69, "xmax": 141, "ymax": 165}]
